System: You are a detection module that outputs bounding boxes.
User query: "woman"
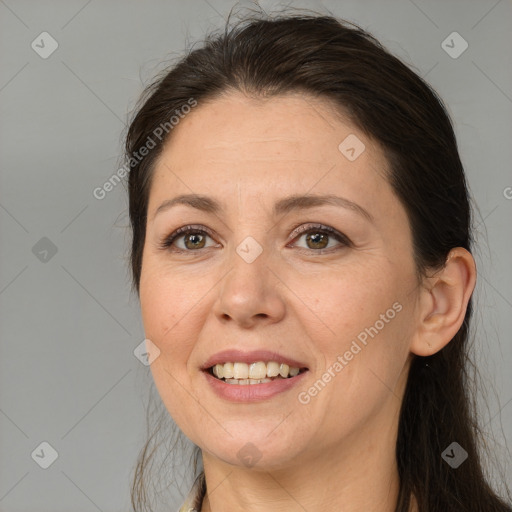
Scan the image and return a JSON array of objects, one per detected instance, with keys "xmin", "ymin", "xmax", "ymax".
[{"xmin": 124, "ymin": 11, "xmax": 512, "ymax": 512}]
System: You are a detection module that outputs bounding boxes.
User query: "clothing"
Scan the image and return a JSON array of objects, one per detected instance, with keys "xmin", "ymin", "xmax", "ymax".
[{"xmin": 178, "ymin": 472, "xmax": 206, "ymax": 511}]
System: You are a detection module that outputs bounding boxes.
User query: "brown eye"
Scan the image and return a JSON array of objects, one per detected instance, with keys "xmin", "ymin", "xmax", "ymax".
[
  {"xmin": 159, "ymin": 226, "xmax": 216, "ymax": 252},
  {"xmin": 290, "ymin": 224, "xmax": 351, "ymax": 253},
  {"xmin": 182, "ymin": 232, "xmax": 207, "ymax": 250},
  {"xmin": 304, "ymin": 231, "xmax": 329, "ymax": 250}
]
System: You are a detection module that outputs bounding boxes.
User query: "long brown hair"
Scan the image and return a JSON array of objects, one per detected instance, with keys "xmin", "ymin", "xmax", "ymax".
[{"xmin": 124, "ymin": 8, "xmax": 512, "ymax": 511}]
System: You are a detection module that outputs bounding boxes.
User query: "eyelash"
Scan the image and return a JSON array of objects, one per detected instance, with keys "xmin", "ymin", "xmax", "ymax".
[{"xmin": 158, "ymin": 223, "xmax": 352, "ymax": 255}]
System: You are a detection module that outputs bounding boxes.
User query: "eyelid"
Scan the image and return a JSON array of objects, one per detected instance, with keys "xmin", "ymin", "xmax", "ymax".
[
  {"xmin": 159, "ymin": 223, "xmax": 351, "ymax": 252},
  {"xmin": 157, "ymin": 224, "xmax": 217, "ymax": 251},
  {"xmin": 287, "ymin": 222, "xmax": 352, "ymax": 249}
]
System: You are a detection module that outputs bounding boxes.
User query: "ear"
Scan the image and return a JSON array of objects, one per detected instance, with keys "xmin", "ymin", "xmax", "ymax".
[{"xmin": 410, "ymin": 247, "xmax": 476, "ymax": 357}]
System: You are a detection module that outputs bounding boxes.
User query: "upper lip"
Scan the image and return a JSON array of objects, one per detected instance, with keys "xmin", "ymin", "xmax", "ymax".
[{"xmin": 201, "ymin": 349, "xmax": 309, "ymax": 370}]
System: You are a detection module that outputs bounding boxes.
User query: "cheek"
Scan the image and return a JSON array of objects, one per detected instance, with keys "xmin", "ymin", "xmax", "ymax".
[
  {"xmin": 139, "ymin": 263, "xmax": 205, "ymax": 351},
  {"xmin": 295, "ymin": 264, "xmax": 412, "ymax": 401},
  {"xmin": 139, "ymin": 273, "xmax": 200, "ymax": 418},
  {"xmin": 139, "ymin": 269, "xmax": 203, "ymax": 426},
  {"xmin": 298, "ymin": 264, "xmax": 404, "ymax": 346}
]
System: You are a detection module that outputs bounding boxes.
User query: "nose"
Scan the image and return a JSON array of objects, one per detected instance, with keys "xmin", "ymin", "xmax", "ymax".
[{"xmin": 212, "ymin": 243, "xmax": 286, "ymax": 329}]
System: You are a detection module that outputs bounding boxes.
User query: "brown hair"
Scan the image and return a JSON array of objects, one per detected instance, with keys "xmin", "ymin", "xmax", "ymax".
[{"xmin": 124, "ymin": 8, "xmax": 512, "ymax": 511}]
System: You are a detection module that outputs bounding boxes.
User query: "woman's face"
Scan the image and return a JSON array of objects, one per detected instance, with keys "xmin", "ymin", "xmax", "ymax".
[{"xmin": 139, "ymin": 92, "xmax": 422, "ymax": 469}]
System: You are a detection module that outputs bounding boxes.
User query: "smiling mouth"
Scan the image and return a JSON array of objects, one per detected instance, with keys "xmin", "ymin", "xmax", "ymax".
[{"xmin": 206, "ymin": 361, "xmax": 308, "ymax": 385}]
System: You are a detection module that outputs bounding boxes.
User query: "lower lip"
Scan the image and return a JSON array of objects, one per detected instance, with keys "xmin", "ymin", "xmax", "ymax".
[{"xmin": 202, "ymin": 370, "xmax": 309, "ymax": 402}]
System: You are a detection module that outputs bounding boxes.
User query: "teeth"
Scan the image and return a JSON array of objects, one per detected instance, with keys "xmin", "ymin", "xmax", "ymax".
[
  {"xmin": 213, "ymin": 364, "xmax": 223, "ymax": 378},
  {"xmin": 249, "ymin": 361, "xmax": 267, "ymax": 379},
  {"xmin": 233, "ymin": 362, "xmax": 249, "ymax": 379},
  {"xmin": 226, "ymin": 377, "xmax": 273, "ymax": 385},
  {"xmin": 289, "ymin": 366, "xmax": 300, "ymax": 377},
  {"xmin": 266, "ymin": 361, "xmax": 280, "ymax": 377},
  {"xmin": 279, "ymin": 363, "xmax": 289, "ymax": 378},
  {"xmin": 223, "ymin": 362, "xmax": 234, "ymax": 379},
  {"xmin": 211, "ymin": 361, "xmax": 303, "ymax": 381}
]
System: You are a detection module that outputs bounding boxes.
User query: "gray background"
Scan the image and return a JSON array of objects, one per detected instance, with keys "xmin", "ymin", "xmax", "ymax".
[{"xmin": 1, "ymin": 0, "xmax": 511, "ymax": 511}]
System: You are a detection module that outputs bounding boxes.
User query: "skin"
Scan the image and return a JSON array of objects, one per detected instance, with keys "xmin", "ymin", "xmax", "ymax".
[{"xmin": 139, "ymin": 91, "xmax": 476, "ymax": 512}]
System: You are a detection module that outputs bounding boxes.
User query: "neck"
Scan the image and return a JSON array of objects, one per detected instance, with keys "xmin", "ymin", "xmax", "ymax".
[{"xmin": 199, "ymin": 416, "xmax": 403, "ymax": 512}]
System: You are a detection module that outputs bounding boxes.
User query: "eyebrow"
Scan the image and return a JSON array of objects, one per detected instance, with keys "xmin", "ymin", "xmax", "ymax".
[{"xmin": 152, "ymin": 193, "xmax": 374, "ymax": 223}]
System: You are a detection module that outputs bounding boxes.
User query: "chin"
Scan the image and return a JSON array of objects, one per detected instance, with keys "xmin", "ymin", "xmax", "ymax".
[{"xmin": 202, "ymin": 431, "xmax": 307, "ymax": 471}]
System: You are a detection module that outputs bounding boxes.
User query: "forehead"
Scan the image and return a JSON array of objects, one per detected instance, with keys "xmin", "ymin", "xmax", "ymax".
[
  {"xmin": 161, "ymin": 92, "xmax": 378, "ymax": 159},
  {"xmin": 150, "ymin": 92, "xmax": 391, "ymax": 211}
]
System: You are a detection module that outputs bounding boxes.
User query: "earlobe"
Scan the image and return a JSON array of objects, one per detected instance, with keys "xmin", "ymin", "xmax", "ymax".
[{"xmin": 410, "ymin": 247, "xmax": 476, "ymax": 357}]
